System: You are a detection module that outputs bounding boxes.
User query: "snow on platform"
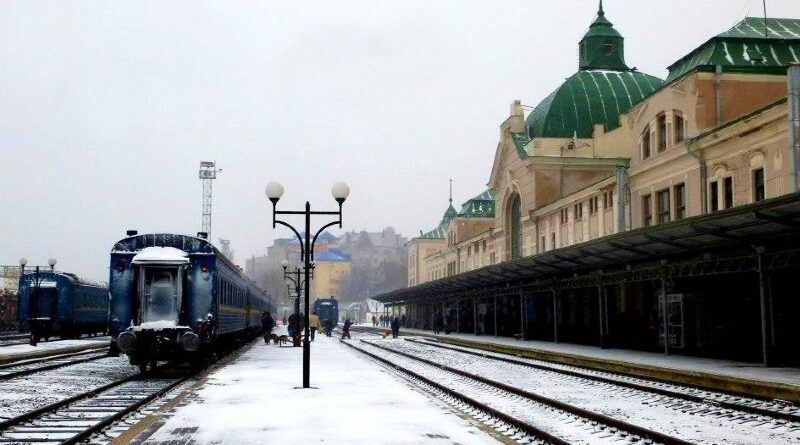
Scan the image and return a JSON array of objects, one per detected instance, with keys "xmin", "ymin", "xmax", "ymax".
[
  {"xmin": 362, "ymin": 325, "xmax": 800, "ymax": 387},
  {"xmin": 136, "ymin": 327, "xmax": 500, "ymax": 445},
  {"xmin": 0, "ymin": 338, "xmax": 109, "ymax": 364}
]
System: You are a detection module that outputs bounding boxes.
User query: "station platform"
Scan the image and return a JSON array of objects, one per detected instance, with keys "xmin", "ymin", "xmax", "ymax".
[
  {"xmin": 118, "ymin": 326, "xmax": 501, "ymax": 445},
  {"xmin": 354, "ymin": 325, "xmax": 800, "ymax": 402},
  {"xmin": 0, "ymin": 337, "xmax": 109, "ymax": 365}
]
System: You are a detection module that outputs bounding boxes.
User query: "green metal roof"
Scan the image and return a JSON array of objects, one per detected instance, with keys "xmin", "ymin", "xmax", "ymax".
[
  {"xmin": 417, "ymin": 204, "xmax": 457, "ymax": 240},
  {"xmin": 579, "ymin": 2, "xmax": 628, "ymax": 71},
  {"xmin": 525, "ymin": 70, "xmax": 664, "ymax": 139},
  {"xmin": 510, "ymin": 132, "xmax": 530, "ymax": 159},
  {"xmin": 458, "ymin": 190, "xmax": 495, "ymax": 218},
  {"xmin": 666, "ymin": 17, "xmax": 800, "ymax": 82}
]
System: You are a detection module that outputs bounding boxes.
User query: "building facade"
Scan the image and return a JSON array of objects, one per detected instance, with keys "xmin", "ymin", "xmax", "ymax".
[{"xmin": 393, "ymin": 5, "xmax": 800, "ymax": 366}]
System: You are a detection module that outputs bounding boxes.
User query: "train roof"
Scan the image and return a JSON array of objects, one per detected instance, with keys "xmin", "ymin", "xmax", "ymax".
[
  {"xmin": 111, "ymin": 233, "xmax": 270, "ymax": 299},
  {"xmin": 20, "ymin": 271, "xmax": 106, "ymax": 289}
]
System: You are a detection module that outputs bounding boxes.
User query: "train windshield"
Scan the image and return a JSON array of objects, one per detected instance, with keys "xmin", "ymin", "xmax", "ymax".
[{"xmin": 139, "ymin": 267, "xmax": 183, "ymax": 325}]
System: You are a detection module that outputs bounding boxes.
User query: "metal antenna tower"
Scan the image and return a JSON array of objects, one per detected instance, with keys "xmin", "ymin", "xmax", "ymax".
[{"xmin": 199, "ymin": 161, "xmax": 221, "ymax": 237}]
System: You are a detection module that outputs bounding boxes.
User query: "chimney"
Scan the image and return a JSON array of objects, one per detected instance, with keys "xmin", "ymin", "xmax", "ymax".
[
  {"xmin": 509, "ymin": 100, "xmax": 526, "ymax": 133},
  {"xmin": 126, "ymin": 230, "xmax": 138, "ymax": 236}
]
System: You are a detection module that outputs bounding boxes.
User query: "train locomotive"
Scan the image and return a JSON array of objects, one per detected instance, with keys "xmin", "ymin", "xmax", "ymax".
[
  {"xmin": 313, "ymin": 297, "xmax": 338, "ymax": 327},
  {"xmin": 17, "ymin": 271, "xmax": 107, "ymax": 340},
  {"xmin": 108, "ymin": 232, "xmax": 272, "ymax": 372}
]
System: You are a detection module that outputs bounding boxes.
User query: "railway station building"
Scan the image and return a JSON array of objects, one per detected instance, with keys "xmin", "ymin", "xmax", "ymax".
[{"xmin": 385, "ymin": 5, "xmax": 800, "ymax": 366}]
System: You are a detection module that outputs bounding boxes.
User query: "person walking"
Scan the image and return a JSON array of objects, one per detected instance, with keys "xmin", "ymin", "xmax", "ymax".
[
  {"xmin": 341, "ymin": 318, "xmax": 353, "ymax": 339},
  {"xmin": 261, "ymin": 311, "xmax": 275, "ymax": 343},
  {"xmin": 371, "ymin": 315, "xmax": 377, "ymax": 327},
  {"xmin": 390, "ymin": 316, "xmax": 400, "ymax": 338},
  {"xmin": 433, "ymin": 310, "xmax": 443, "ymax": 335},
  {"xmin": 400, "ymin": 314, "xmax": 407, "ymax": 328},
  {"xmin": 309, "ymin": 311, "xmax": 320, "ymax": 341}
]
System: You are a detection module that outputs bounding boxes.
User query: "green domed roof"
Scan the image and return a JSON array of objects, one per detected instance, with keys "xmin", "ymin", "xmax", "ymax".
[
  {"xmin": 525, "ymin": 3, "xmax": 664, "ymax": 139},
  {"xmin": 526, "ymin": 70, "xmax": 664, "ymax": 139}
]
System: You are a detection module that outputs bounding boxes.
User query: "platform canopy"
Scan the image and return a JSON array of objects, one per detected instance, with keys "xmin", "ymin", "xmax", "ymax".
[{"xmin": 376, "ymin": 192, "xmax": 800, "ymax": 305}]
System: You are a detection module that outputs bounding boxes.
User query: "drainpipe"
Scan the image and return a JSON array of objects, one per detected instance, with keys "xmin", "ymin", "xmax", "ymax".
[
  {"xmin": 614, "ymin": 165, "xmax": 626, "ymax": 232},
  {"xmin": 686, "ymin": 139, "xmax": 708, "ymax": 215},
  {"xmin": 789, "ymin": 63, "xmax": 800, "ymax": 193},
  {"xmin": 715, "ymin": 65, "xmax": 723, "ymax": 127}
]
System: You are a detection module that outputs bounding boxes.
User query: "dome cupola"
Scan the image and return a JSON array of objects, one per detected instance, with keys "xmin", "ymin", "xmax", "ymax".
[{"xmin": 579, "ymin": 0, "xmax": 628, "ymax": 71}]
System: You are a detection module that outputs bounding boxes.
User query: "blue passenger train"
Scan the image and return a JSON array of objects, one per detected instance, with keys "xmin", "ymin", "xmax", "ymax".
[
  {"xmin": 17, "ymin": 271, "xmax": 107, "ymax": 340},
  {"xmin": 313, "ymin": 297, "xmax": 338, "ymax": 327},
  {"xmin": 108, "ymin": 232, "xmax": 273, "ymax": 372}
]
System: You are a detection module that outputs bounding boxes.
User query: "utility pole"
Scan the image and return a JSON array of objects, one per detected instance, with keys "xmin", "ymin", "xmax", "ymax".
[{"xmin": 199, "ymin": 161, "xmax": 222, "ymax": 238}]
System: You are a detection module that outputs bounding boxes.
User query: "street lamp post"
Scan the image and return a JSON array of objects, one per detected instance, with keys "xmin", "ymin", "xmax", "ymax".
[
  {"xmin": 266, "ymin": 181, "xmax": 349, "ymax": 388},
  {"xmin": 282, "ymin": 259, "xmax": 312, "ymax": 347}
]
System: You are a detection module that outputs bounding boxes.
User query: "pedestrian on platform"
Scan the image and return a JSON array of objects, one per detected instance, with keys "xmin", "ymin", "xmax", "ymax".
[
  {"xmin": 309, "ymin": 311, "xmax": 320, "ymax": 341},
  {"xmin": 325, "ymin": 318, "xmax": 334, "ymax": 337},
  {"xmin": 288, "ymin": 313, "xmax": 299, "ymax": 340},
  {"xmin": 282, "ymin": 314, "xmax": 287, "ymax": 326},
  {"xmin": 401, "ymin": 314, "xmax": 406, "ymax": 328},
  {"xmin": 341, "ymin": 318, "xmax": 353, "ymax": 339},
  {"xmin": 261, "ymin": 311, "xmax": 275, "ymax": 343},
  {"xmin": 371, "ymin": 315, "xmax": 377, "ymax": 327},
  {"xmin": 433, "ymin": 310, "xmax": 443, "ymax": 335},
  {"xmin": 391, "ymin": 316, "xmax": 400, "ymax": 338}
]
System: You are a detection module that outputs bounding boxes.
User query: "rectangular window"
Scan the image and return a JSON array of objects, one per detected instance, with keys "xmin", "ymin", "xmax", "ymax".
[
  {"xmin": 482, "ymin": 240, "xmax": 486, "ymax": 251},
  {"xmin": 574, "ymin": 203, "xmax": 583, "ymax": 220},
  {"xmin": 550, "ymin": 233, "xmax": 556, "ymax": 250},
  {"xmin": 642, "ymin": 194, "xmax": 652, "ymax": 227},
  {"xmin": 467, "ymin": 246, "xmax": 471, "ymax": 256},
  {"xmin": 657, "ymin": 115, "xmax": 667, "ymax": 151},
  {"xmin": 710, "ymin": 181, "xmax": 719, "ymax": 212},
  {"xmin": 540, "ymin": 236, "xmax": 546, "ymax": 253},
  {"xmin": 753, "ymin": 168, "xmax": 765, "ymax": 202},
  {"xmin": 602, "ymin": 190, "xmax": 613, "ymax": 209},
  {"xmin": 674, "ymin": 183, "xmax": 686, "ymax": 220},
  {"xmin": 656, "ymin": 189, "xmax": 670, "ymax": 224},
  {"xmin": 642, "ymin": 129, "xmax": 651, "ymax": 159},
  {"xmin": 723, "ymin": 176, "xmax": 733, "ymax": 209},
  {"xmin": 559, "ymin": 208, "xmax": 568, "ymax": 225},
  {"xmin": 589, "ymin": 196, "xmax": 599, "ymax": 214},
  {"xmin": 674, "ymin": 114, "xmax": 684, "ymax": 143},
  {"xmin": 489, "ymin": 252, "xmax": 496, "ymax": 265}
]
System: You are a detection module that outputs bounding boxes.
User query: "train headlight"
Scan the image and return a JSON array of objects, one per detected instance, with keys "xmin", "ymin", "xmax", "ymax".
[
  {"xmin": 117, "ymin": 331, "xmax": 136, "ymax": 352},
  {"xmin": 180, "ymin": 332, "xmax": 201, "ymax": 352}
]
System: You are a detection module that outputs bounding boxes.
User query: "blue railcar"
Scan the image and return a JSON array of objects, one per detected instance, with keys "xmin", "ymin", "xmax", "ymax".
[
  {"xmin": 108, "ymin": 233, "xmax": 272, "ymax": 372},
  {"xmin": 17, "ymin": 272, "xmax": 107, "ymax": 339},
  {"xmin": 313, "ymin": 297, "xmax": 338, "ymax": 327}
]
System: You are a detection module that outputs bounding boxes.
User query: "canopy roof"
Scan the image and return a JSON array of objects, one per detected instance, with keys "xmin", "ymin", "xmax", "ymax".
[{"xmin": 377, "ymin": 192, "xmax": 800, "ymax": 304}]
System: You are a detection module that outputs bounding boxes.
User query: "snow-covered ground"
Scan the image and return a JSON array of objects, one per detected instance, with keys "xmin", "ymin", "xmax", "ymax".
[
  {"xmin": 0, "ymin": 337, "xmax": 109, "ymax": 362},
  {"xmin": 138, "ymin": 327, "xmax": 502, "ymax": 445},
  {"xmin": 362, "ymin": 325, "xmax": 800, "ymax": 386}
]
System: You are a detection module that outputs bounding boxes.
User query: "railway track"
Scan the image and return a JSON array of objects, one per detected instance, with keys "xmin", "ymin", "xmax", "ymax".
[
  {"xmin": 0, "ymin": 349, "xmax": 109, "ymax": 381},
  {"xmin": 0, "ymin": 365, "xmax": 192, "ymax": 445},
  {"xmin": 408, "ymin": 337, "xmax": 800, "ymax": 424},
  {"xmin": 347, "ymin": 337, "xmax": 800, "ymax": 444}
]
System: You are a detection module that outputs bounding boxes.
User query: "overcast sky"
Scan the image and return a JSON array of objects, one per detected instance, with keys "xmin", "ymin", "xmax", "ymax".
[{"xmin": 1, "ymin": 0, "xmax": 798, "ymax": 281}]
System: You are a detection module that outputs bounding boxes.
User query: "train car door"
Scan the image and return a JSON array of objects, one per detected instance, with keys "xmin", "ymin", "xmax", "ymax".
[{"xmin": 138, "ymin": 267, "xmax": 184, "ymax": 325}]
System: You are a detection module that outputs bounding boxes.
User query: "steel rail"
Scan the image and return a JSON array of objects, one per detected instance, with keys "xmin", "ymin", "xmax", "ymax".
[
  {"xmin": 60, "ymin": 372, "xmax": 191, "ymax": 445},
  {"xmin": 342, "ymin": 340, "xmax": 572, "ymax": 445},
  {"xmin": 0, "ymin": 350, "xmax": 108, "ymax": 381},
  {"xmin": 0, "ymin": 348, "xmax": 106, "ymax": 371},
  {"xmin": 360, "ymin": 339, "xmax": 694, "ymax": 445},
  {"xmin": 407, "ymin": 337, "xmax": 800, "ymax": 424}
]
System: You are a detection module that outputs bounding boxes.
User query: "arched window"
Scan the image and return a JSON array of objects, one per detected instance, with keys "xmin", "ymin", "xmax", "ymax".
[{"xmin": 508, "ymin": 194, "xmax": 522, "ymax": 260}]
